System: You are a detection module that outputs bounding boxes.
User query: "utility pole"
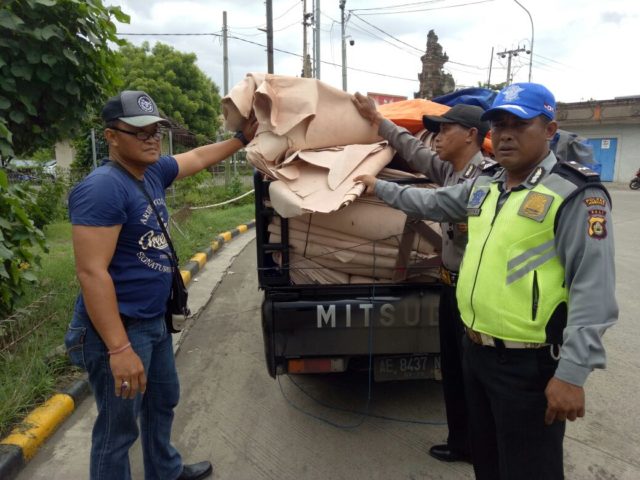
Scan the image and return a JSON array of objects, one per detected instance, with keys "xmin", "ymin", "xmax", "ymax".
[
  {"xmin": 314, "ymin": 0, "xmax": 321, "ymax": 78},
  {"xmin": 513, "ymin": 0, "xmax": 534, "ymax": 82},
  {"xmin": 340, "ymin": 0, "xmax": 347, "ymax": 91},
  {"xmin": 302, "ymin": 0, "xmax": 312, "ymax": 77},
  {"xmin": 487, "ymin": 46, "xmax": 494, "ymax": 87},
  {"xmin": 497, "ymin": 46, "xmax": 527, "ymax": 85},
  {"xmin": 266, "ymin": 0, "xmax": 274, "ymax": 73},
  {"xmin": 222, "ymin": 11, "xmax": 229, "ymax": 95}
]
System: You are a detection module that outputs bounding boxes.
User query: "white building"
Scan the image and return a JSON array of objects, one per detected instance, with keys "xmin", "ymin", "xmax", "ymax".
[{"xmin": 557, "ymin": 96, "xmax": 640, "ymax": 182}]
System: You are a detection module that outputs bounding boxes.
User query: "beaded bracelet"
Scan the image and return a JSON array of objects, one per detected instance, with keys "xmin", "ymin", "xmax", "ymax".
[{"xmin": 108, "ymin": 342, "xmax": 131, "ymax": 356}]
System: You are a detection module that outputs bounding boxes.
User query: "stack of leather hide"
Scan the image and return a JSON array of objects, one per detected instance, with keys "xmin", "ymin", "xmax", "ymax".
[{"xmin": 223, "ymin": 73, "xmax": 445, "ymax": 284}]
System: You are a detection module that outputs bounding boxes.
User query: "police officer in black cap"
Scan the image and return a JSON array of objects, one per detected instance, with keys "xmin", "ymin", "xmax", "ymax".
[{"xmin": 352, "ymin": 93, "xmax": 496, "ymax": 463}]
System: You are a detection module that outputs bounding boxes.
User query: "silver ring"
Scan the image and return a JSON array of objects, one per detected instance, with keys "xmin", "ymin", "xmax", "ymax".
[{"xmin": 121, "ymin": 381, "xmax": 129, "ymax": 390}]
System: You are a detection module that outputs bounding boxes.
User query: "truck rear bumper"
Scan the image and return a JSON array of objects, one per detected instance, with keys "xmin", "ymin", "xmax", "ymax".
[{"xmin": 262, "ymin": 285, "xmax": 441, "ymax": 378}]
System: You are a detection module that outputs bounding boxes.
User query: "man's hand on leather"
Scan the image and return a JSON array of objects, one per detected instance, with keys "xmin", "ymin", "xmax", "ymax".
[
  {"xmin": 352, "ymin": 92, "xmax": 383, "ymax": 128},
  {"xmin": 353, "ymin": 174, "xmax": 377, "ymax": 194}
]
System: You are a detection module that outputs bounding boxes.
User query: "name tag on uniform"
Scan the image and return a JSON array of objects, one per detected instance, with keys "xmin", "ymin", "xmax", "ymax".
[
  {"xmin": 467, "ymin": 187, "xmax": 489, "ymax": 216},
  {"xmin": 463, "ymin": 164, "xmax": 477, "ymax": 179},
  {"xmin": 518, "ymin": 191, "xmax": 554, "ymax": 222}
]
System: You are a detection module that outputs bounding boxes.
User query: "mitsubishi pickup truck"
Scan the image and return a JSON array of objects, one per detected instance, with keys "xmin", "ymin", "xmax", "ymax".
[{"xmin": 254, "ymin": 172, "xmax": 442, "ymax": 382}]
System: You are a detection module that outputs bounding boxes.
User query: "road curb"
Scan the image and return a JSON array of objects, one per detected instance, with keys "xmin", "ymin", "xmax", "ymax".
[{"xmin": 0, "ymin": 220, "xmax": 256, "ymax": 480}]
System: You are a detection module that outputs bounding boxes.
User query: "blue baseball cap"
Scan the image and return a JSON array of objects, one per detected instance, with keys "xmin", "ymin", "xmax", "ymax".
[{"xmin": 481, "ymin": 83, "xmax": 556, "ymax": 121}]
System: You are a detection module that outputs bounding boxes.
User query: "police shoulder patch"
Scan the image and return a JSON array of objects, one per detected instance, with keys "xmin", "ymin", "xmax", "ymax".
[
  {"xmin": 478, "ymin": 158, "xmax": 499, "ymax": 172},
  {"xmin": 584, "ymin": 196, "xmax": 607, "ymax": 208},
  {"xmin": 563, "ymin": 160, "xmax": 599, "ymax": 177}
]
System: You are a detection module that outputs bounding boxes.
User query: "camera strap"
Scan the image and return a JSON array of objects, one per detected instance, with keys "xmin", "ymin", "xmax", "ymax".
[{"xmin": 107, "ymin": 161, "xmax": 180, "ymax": 269}]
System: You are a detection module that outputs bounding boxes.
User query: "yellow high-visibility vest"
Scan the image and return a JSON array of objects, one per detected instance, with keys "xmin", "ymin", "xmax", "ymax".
[{"xmin": 457, "ymin": 174, "xmax": 574, "ymax": 343}]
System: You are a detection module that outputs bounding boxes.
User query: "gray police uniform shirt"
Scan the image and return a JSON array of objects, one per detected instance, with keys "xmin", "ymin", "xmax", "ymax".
[
  {"xmin": 373, "ymin": 151, "xmax": 618, "ymax": 387},
  {"xmin": 379, "ymin": 118, "xmax": 492, "ymax": 272}
]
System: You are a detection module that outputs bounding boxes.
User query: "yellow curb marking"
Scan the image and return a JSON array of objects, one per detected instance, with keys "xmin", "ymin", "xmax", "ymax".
[
  {"xmin": 190, "ymin": 253, "xmax": 207, "ymax": 269},
  {"xmin": 0, "ymin": 394, "xmax": 74, "ymax": 460},
  {"xmin": 211, "ymin": 240, "xmax": 220, "ymax": 251},
  {"xmin": 180, "ymin": 269, "xmax": 191, "ymax": 285},
  {"xmin": 236, "ymin": 224, "xmax": 248, "ymax": 233},
  {"xmin": 221, "ymin": 231, "xmax": 232, "ymax": 242}
]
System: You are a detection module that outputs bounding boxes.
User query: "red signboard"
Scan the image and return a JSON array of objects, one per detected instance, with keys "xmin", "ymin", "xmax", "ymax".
[{"xmin": 367, "ymin": 92, "xmax": 408, "ymax": 105}]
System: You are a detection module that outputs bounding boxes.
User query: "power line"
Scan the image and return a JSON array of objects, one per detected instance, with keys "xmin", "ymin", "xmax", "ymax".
[
  {"xmin": 348, "ymin": 15, "xmax": 420, "ymax": 56},
  {"xmin": 230, "ymin": 0, "xmax": 302, "ymax": 29},
  {"xmin": 351, "ymin": 0, "xmax": 445, "ymax": 12},
  {"xmin": 350, "ymin": 12, "xmax": 422, "ymax": 53},
  {"xmin": 533, "ymin": 52, "xmax": 572, "ymax": 69},
  {"xmin": 354, "ymin": 0, "xmax": 495, "ymax": 15},
  {"xmin": 349, "ymin": 12, "xmax": 486, "ymax": 70},
  {"xmin": 272, "ymin": 18, "xmax": 300, "ymax": 33},
  {"xmin": 118, "ymin": 31, "xmax": 419, "ymax": 83}
]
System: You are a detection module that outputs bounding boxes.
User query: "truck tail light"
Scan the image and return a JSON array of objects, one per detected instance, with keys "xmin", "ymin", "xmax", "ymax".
[{"xmin": 287, "ymin": 358, "xmax": 346, "ymax": 374}]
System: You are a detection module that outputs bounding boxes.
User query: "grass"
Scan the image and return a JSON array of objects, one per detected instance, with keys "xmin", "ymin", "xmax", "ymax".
[
  {"xmin": 0, "ymin": 199, "xmax": 256, "ymax": 438},
  {"xmin": 172, "ymin": 202, "xmax": 255, "ymax": 262}
]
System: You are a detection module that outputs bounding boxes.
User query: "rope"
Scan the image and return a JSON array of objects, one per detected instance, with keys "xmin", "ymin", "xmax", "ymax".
[{"xmin": 188, "ymin": 189, "xmax": 254, "ymax": 210}]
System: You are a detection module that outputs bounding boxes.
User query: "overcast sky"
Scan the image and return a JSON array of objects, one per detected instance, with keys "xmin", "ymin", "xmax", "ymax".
[{"xmin": 109, "ymin": 0, "xmax": 640, "ymax": 104}]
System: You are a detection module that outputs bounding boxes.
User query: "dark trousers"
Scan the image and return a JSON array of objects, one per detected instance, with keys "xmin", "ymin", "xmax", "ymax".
[
  {"xmin": 438, "ymin": 285, "xmax": 469, "ymax": 454},
  {"xmin": 462, "ymin": 335, "xmax": 565, "ymax": 480}
]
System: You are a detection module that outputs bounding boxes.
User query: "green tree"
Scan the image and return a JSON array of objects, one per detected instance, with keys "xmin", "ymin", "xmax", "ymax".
[
  {"xmin": 119, "ymin": 42, "xmax": 222, "ymax": 140},
  {"xmin": 0, "ymin": 0, "xmax": 129, "ymax": 163},
  {"xmin": 478, "ymin": 81, "xmax": 507, "ymax": 91},
  {"xmin": 0, "ymin": 170, "xmax": 46, "ymax": 316}
]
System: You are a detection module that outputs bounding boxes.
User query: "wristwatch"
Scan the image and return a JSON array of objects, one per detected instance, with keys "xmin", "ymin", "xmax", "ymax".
[{"xmin": 234, "ymin": 130, "xmax": 250, "ymax": 146}]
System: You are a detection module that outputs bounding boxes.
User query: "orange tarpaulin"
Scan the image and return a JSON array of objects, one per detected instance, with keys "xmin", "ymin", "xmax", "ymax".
[
  {"xmin": 377, "ymin": 98, "xmax": 493, "ymax": 155},
  {"xmin": 378, "ymin": 99, "xmax": 450, "ymax": 134}
]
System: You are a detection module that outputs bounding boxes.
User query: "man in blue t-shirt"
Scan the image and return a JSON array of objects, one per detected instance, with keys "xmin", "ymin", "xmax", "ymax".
[{"xmin": 65, "ymin": 90, "xmax": 256, "ymax": 480}]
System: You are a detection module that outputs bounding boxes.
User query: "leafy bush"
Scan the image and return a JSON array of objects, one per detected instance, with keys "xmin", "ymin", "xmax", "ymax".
[
  {"xmin": 33, "ymin": 179, "xmax": 67, "ymax": 229},
  {"xmin": 0, "ymin": 169, "xmax": 46, "ymax": 316}
]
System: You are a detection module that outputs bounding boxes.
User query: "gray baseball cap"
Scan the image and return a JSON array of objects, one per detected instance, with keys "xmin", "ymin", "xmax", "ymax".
[{"xmin": 101, "ymin": 90, "xmax": 169, "ymax": 127}]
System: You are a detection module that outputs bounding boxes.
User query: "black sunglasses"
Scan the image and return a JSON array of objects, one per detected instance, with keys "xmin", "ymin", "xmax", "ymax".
[{"xmin": 109, "ymin": 126, "xmax": 165, "ymax": 141}]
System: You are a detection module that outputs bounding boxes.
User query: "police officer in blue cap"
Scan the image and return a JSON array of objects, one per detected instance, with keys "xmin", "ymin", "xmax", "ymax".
[{"xmin": 356, "ymin": 83, "xmax": 617, "ymax": 479}]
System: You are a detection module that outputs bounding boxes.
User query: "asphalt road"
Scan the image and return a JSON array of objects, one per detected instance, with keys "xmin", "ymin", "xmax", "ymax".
[{"xmin": 18, "ymin": 188, "xmax": 640, "ymax": 480}]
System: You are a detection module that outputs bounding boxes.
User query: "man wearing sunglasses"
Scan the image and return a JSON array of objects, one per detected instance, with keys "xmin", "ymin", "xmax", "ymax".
[{"xmin": 65, "ymin": 90, "xmax": 257, "ymax": 480}]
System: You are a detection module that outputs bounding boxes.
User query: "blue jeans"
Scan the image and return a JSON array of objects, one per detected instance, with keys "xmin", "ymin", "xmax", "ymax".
[{"xmin": 65, "ymin": 309, "xmax": 183, "ymax": 480}]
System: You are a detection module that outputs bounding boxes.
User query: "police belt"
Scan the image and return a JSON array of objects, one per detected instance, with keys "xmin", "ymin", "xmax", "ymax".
[
  {"xmin": 465, "ymin": 327, "xmax": 548, "ymax": 349},
  {"xmin": 439, "ymin": 266, "xmax": 459, "ymax": 287}
]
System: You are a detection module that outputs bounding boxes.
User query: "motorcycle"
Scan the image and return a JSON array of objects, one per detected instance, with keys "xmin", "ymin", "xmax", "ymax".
[{"xmin": 630, "ymin": 169, "xmax": 640, "ymax": 190}]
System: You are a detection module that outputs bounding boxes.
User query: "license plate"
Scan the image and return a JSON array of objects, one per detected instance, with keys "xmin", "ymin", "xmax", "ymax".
[{"xmin": 374, "ymin": 355, "xmax": 440, "ymax": 382}]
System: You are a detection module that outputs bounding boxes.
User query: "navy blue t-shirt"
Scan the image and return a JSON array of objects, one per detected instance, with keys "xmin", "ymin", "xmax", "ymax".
[{"xmin": 69, "ymin": 156, "xmax": 179, "ymax": 319}]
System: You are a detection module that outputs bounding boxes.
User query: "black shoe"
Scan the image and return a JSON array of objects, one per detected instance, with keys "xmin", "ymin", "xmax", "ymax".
[
  {"xmin": 177, "ymin": 461, "xmax": 213, "ymax": 480},
  {"xmin": 428, "ymin": 444, "xmax": 471, "ymax": 463}
]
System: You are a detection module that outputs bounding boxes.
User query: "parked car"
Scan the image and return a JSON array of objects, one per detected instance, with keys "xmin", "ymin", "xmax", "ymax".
[
  {"xmin": 43, "ymin": 160, "xmax": 57, "ymax": 179},
  {"xmin": 2, "ymin": 159, "xmax": 57, "ymax": 182}
]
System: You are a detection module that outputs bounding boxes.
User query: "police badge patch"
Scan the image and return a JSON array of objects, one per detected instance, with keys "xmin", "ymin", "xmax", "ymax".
[
  {"xmin": 467, "ymin": 187, "xmax": 489, "ymax": 216},
  {"xmin": 518, "ymin": 191, "xmax": 554, "ymax": 222},
  {"xmin": 587, "ymin": 209, "xmax": 607, "ymax": 239}
]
